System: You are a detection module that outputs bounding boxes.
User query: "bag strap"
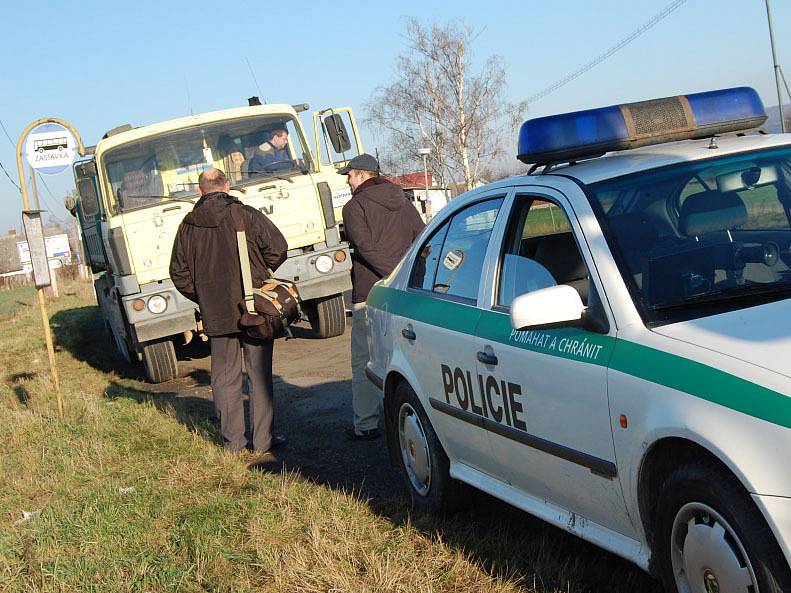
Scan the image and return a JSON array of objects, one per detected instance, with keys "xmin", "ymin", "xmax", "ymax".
[{"xmin": 231, "ymin": 204, "xmax": 256, "ymax": 314}]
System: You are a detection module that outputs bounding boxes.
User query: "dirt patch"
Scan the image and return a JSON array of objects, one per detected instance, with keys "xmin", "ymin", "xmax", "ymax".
[{"xmin": 145, "ymin": 319, "xmax": 404, "ymax": 506}]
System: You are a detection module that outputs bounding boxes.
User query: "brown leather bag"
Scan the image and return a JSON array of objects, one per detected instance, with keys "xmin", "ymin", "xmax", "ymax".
[{"xmin": 231, "ymin": 204, "xmax": 301, "ymax": 340}]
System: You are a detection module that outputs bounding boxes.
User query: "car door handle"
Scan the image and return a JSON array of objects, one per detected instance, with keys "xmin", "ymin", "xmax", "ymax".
[
  {"xmin": 477, "ymin": 351, "xmax": 498, "ymax": 366},
  {"xmin": 402, "ymin": 328, "xmax": 416, "ymax": 341}
]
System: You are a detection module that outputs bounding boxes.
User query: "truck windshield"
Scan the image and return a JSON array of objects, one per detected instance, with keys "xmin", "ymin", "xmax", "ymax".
[
  {"xmin": 589, "ymin": 145, "xmax": 791, "ymax": 322},
  {"xmin": 102, "ymin": 115, "xmax": 309, "ymax": 213}
]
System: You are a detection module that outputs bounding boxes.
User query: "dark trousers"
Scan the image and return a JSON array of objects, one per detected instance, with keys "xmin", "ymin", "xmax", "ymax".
[{"xmin": 210, "ymin": 333, "xmax": 274, "ymax": 453}]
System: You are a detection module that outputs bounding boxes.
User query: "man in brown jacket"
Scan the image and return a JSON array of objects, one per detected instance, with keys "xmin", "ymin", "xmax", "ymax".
[
  {"xmin": 170, "ymin": 168, "xmax": 288, "ymax": 458},
  {"xmin": 341, "ymin": 154, "xmax": 425, "ymax": 439}
]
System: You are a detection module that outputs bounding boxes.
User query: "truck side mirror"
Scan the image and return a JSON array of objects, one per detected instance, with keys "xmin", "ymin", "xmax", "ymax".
[
  {"xmin": 75, "ymin": 161, "xmax": 97, "ymax": 177},
  {"xmin": 324, "ymin": 114, "xmax": 351, "ymax": 153}
]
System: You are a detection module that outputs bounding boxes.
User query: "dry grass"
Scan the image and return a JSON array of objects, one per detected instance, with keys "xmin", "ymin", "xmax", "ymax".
[{"xmin": 0, "ymin": 279, "xmax": 659, "ymax": 593}]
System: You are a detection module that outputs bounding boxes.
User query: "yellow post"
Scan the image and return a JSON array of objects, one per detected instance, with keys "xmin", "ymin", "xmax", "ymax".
[{"xmin": 16, "ymin": 118, "xmax": 86, "ymax": 419}]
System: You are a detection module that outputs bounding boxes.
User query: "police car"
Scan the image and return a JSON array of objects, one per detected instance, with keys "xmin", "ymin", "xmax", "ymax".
[{"xmin": 365, "ymin": 87, "xmax": 791, "ymax": 593}]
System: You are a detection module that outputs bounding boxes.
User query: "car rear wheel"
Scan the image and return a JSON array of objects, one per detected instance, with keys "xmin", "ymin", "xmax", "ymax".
[
  {"xmin": 306, "ymin": 294, "xmax": 346, "ymax": 338},
  {"xmin": 391, "ymin": 381, "xmax": 462, "ymax": 514},
  {"xmin": 655, "ymin": 461, "xmax": 791, "ymax": 593},
  {"xmin": 142, "ymin": 339, "xmax": 178, "ymax": 384}
]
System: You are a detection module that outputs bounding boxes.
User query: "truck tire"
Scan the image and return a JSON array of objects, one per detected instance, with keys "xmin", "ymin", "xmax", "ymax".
[
  {"xmin": 307, "ymin": 294, "xmax": 346, "ymax": 338},
  {"xmin": 142, "ymin": 339, "xmax": 178, "ymax": 384}
]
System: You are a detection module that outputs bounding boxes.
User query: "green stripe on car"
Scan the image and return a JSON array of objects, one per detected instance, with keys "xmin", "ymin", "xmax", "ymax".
[{"xmin": 367, "ymin": 285, "xmax": 791, "ymax": 429}]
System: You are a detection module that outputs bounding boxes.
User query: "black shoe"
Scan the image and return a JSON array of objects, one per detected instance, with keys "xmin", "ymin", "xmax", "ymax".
[
  {"xmin": 345, "ymin": 427, "xmax": 380, "ymax": 441},
  {"xmin": 271, "ymin": 435, "xmax": 287, "ymax": 448}
]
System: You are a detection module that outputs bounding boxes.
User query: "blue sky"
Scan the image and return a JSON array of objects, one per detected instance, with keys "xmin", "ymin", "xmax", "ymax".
[{"xmin": 1, "ymin": 0, "xmax": 789, "ymax": 227}]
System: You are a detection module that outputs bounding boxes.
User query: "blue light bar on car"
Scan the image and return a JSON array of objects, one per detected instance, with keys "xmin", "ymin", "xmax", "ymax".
[{"xmin": 517, "ymin": 87, "xmax": 767, "ymax": 166}]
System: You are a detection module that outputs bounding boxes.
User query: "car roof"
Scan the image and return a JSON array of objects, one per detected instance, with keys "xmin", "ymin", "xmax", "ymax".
[{"xmin": 540, "ymin": 132, "xmax": 791, "ymax": 185}]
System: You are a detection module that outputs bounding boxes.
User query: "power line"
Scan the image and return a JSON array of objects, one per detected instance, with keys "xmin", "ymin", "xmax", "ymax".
[
  {"xmin": 0, "ymin": 117, "xmax": 16, "ymax": 147},
  {"xmin": 0, "ymin": 116, "xmax": 22, "ymax": 193},
  {"xmin": 527, "ymin": 0, "xmax": 688, "ymax": 105},
  {"xmin": 0, "ymin": 158, "xmax": 21, "ymax": 193}
]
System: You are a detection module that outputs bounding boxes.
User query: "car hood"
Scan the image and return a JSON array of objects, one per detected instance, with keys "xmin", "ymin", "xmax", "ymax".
[{"xmin": 651, "ymin": 298, "xmax": 791, "ymax": 380}]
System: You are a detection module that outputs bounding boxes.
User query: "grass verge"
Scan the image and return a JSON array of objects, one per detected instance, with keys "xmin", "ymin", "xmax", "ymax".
[{"xmin": 0, "ymin": 280, "xmax": 659, "ymax": 592}]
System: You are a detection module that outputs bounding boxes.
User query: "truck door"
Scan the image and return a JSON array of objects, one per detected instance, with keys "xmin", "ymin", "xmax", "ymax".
[
  {"xmin": 73, "ymin": 159, "xmax": 109, "ymax": 272},
  {"xmin": 312, "ymin": 107, "xmax": 364, "ymax": 220}
]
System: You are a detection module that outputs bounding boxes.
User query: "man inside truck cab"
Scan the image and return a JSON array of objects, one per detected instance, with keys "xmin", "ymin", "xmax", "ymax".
[{"xmin": 246, "ymin": 126, "xmax": 294, "ymax": 176}]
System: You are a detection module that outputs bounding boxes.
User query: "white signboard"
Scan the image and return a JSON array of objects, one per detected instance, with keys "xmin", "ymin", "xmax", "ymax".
[
  {"xmin": 25, "ymin": 123, "xmax": 77, "ymax": 175},
  {"xmin": 21, "ymin": 212, "xmax": 51, "ymax": 288},
  {"xmin": 331, "ymin": 187, "xmax": 352, "ymax": 208},
  {"xmin": 16, "ymin": 233, "xmax": 71, "ymax": 265}
]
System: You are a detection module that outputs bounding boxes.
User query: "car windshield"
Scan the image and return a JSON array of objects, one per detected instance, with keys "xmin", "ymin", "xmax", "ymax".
[
  {"xmin": 102, "ymin": 115, "xmax": 309, "ymax": 213},
  {"xmin": 589, "ymin": 145, "xmax": 791, "ymax": 322}
]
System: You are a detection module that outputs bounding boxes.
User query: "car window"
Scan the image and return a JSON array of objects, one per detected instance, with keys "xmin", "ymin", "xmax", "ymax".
[
  {"xmin": 590, "ymin": 146, "xmax": 791, "ymax": 320},
  {"xmin": 409, "ymin": 221, "xmax": 450, "ymax": 291},
  {"xmin": 498, "ymin": 197, "xmax": 588, "ymax": 307},
  {"xmin": 412, "ymin": 198, "xmax": 503, "ymax": 302}
]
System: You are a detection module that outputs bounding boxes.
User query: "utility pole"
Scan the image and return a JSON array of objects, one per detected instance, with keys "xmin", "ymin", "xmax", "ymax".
[
  {"xmin": 418, "ymin": 147, "xmax": 431, "ymax": 221},
  {"xmin": 765, "ymin": 0, "xmax": 786, "ymax": 132}
]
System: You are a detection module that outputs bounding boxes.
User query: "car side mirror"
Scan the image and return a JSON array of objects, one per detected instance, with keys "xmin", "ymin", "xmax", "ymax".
[
  {"xmin": 510, "ymin": 285, "xmax": 585, "ymax": 331},
  {"xmin": 324, "ymin": 114, "xmax": 351, "ymax": 153}
]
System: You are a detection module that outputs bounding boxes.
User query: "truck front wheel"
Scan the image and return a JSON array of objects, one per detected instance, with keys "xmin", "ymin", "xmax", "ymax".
[
  {"xmin": 305, "ymin": 294, "xmax": 346, "ymax": 338},
  {"xmin": 142, "ymin": 339, "xmax": 178, "ymax": 383}
]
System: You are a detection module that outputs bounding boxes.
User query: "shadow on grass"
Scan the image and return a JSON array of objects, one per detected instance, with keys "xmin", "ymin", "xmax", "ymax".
[
  {"xmin": 47, "ymin": 304, "xmax": 661, "ymax": 593},
  {"xmin": 103, "ymin": 381, "xmax": 221, "ymax": 445},
  {"xmin": 50, "ymin": 306, "xmax": 211, "ymax": 382},
  {"xmin": 7, "ymin": 372, "xmax": 36, "ymax": 407}
]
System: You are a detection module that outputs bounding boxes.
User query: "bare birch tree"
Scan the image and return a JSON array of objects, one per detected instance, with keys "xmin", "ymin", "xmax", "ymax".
[{"xmin": 366, "ymin": 20, "xmax": 526, "ymax": 192}]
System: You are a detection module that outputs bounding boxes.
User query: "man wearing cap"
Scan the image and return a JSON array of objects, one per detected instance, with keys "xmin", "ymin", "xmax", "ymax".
[{"xmin": 340, "ymin": 153, "xmax": 425, "ymax": 440}]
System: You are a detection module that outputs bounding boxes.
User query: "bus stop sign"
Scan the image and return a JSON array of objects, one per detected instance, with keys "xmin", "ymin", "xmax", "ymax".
[{"xmin": 25, "ymin": 122, "xmax": 77, "ymax": 175}]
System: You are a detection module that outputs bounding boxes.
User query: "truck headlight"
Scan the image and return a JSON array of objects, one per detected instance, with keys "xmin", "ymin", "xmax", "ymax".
[
  {"xmin": 315, "ymin": 254, "xmax": 334, "ymax": 273},
  {"xmin": 147, "ymin": 295, "xmax": 168, "ymax": 314}
]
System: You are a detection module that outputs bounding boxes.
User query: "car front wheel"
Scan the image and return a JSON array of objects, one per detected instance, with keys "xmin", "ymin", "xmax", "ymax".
[
  {"xmin": 391, "ymin": 381, "xmax": 462, "ymax": 514},
  {"xmin": 654, "ymin": 461, "xmax": 791, "ymax": 593}
]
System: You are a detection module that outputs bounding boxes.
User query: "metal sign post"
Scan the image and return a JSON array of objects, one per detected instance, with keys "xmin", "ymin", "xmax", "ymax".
[
  {"xmin": 16, "ymin": 118, "xmax": 85, "ymax": 419},
  {"xmin": 21, "ymin": 211, "xmax": 51, "ymax": 288}
]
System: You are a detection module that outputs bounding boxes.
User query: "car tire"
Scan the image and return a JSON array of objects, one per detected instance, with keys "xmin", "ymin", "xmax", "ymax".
[
  {"xmin": 654, "ymin": 461, "xmax": 791, "ymax": 593},
  {"xmin": 306, "ymin": 294, "xmax": 345, "ymax": 338},
  {"xmin": 391, "ymin": 381, "xmax": 462, "ymax": 514},
  {"xmin": 142, "ymin": 339, "xmax": 178, "ymax": 384}
]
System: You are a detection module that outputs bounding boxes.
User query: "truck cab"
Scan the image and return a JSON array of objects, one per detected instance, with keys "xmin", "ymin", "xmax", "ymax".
[{"xmin": 70, "ymin": 102, "xmax": 362, "ymax": 382}]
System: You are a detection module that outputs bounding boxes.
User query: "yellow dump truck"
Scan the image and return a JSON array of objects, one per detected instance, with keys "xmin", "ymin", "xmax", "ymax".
[{"xmin": 69, "ymin": 101, "xmax": 362, "ymax": 382}]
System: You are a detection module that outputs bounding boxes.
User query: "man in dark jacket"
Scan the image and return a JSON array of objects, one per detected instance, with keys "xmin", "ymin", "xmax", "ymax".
[
  {"xmin": 246, "ymin": 127, "xmax": 294, "ymax": 177},
  {"xmin": 341, "ymin": 154, "xmax": 425, "ymax": 439},
  {"xmin": 170, "ymin": 168, "xmax": 288, "ymax": 458}
]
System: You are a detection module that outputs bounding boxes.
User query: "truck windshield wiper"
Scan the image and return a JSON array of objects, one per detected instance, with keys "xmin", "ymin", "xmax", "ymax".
[{"xmin": 651, "ymin": 282, "xmax": 791, "ymax": 311}]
